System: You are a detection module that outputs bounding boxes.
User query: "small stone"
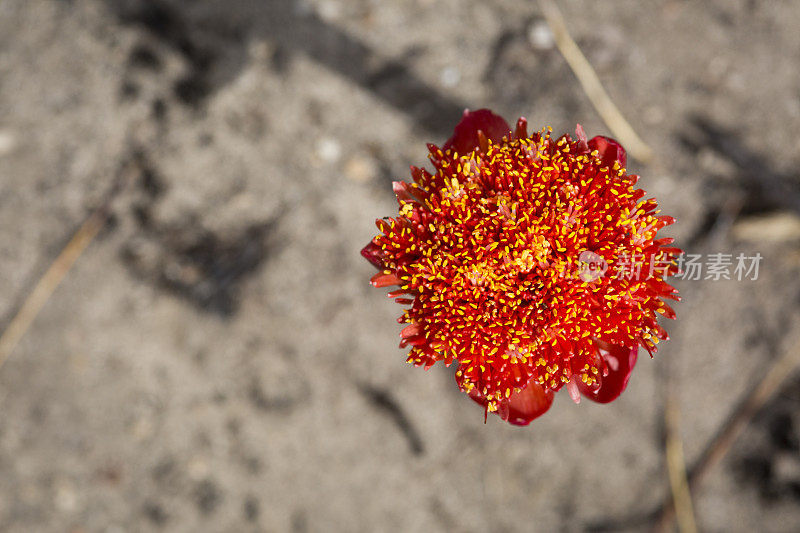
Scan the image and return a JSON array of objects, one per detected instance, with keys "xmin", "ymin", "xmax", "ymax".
[
  {"xmin": 528, "ymin": 21, "xmax": 554, "ymax": 50},
  {"xmin": 0, "ymin": 130, "xmax": 17, "ymax": 156},
  {"xmin": 55, "ymin": 480, "xmax": 78, "ymax": 512},
  {"xmin": 316, "ymin": 138, "xmax": 341, "ymax": 163},
  {"xmin": 440, "ymin": 66, "xmax": 461, "ymax": 88},
  {"xmin": 344, "ymin": 156, "xmax": 376, "ymax": 183},
  {"xmin": 317, "ymin": 0, "xmax": 341, "ymax": 21},
  {"xmin": 697, "ymin": 147, "xmax": 737, "ymax": 175},
  {"xmin": 773, "ymin": 451, "xmax": 800, "ymax": 484}
]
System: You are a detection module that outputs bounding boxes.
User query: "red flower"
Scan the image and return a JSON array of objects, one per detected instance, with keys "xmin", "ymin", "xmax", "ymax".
[{"xmin": 362, "ymin": 109, "xmax": 680, "ymax": 425}]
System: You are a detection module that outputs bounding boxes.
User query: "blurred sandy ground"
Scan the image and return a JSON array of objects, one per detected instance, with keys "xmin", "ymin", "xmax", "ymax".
[{"xmin": 0, "ymin": 0, "xmax": 799, "ymax": 531}]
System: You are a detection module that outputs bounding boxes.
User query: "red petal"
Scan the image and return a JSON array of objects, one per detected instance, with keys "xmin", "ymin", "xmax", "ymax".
[
  {"xmin": 370, "ymin": 271, "xmax": 401, "ymax": 288},
  {"xmin": 575, "ymin": 124, "xmax": 589, "ymax": 152},
  {"xmin": 580, "ymin": 343, "xmax": 638, "ymax": 404},
  {"xmin": 400, "ymin": 322, "xmax": 422, "ymax": 339},
  {"xmin": 444, "ymin": 109, "xmax": 511, "ymax": 156},
  {"xmin": 392, "ymin": 181, "xmax": 415, "ymax": 203},
  {"xmin": 467, "ymin": 379, "xmax": 554, "ymax": 426},
  {"xmin": 361, "ymin": 240, "xmax": 384, "ymax": 269},
  {"xmin": 588, "ymin": 136, "xmax": 627, "ymax": 169},
  {"xmin": 657, "ymin": 303, "xmax": 677, "ymax": 320},
  {"xmin": 515, "ymin": 117, "xmax": 528, "ymax": 139},
  {"xmin": 657, "ymin": 215, "xmax": 676, "ymax": 227}
]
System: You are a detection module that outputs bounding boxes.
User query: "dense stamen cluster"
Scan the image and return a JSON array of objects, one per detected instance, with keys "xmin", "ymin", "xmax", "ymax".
[{"xmin": 363, "ymin": 111, "xmax": 679, "ymax": 419}]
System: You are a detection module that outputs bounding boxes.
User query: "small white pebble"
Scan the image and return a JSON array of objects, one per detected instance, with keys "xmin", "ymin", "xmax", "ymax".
[
  {"xmin": 528, "ymin": 21, "xmax": 554, "ymax": 50},
  {"xmin": 55, "ymin": 481, "xmax": 78, "ymax": 512},
  {"xmin": 0, "ymin": 129, "xmax": 17, "ymax": 156},
  {"xmin": 317, "ymin": 138, "xmax": 341, "ymax": 163},
  {"xmin": 440, "ymin": 66, "xmax": 461, "ymax": 88},
  {"xmin": 317, "ymin": 0, "xmax": 342, "ymax": 21},
  {"xmin": 773, "ymin": 452, "xmax": 800, "ymax": 483}
]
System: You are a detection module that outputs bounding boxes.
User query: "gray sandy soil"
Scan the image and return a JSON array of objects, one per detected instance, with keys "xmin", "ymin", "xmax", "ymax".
[{"xmin": 0, "ymin": 1, "xmax": 799, "ymax": 531}]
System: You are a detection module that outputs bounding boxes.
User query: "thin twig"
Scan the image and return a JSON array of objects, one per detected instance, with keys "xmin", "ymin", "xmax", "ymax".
[
  {"xmin": 655, "ymin": 340, "xmax": 800, "ymax": 530},
  {"xmin": 663, "ymin": 390, "xmax": 698, "ymax": 533},
  {"xmin": 690, "ymin": 345, "xmax": 800, "ymax": 486},
  {"xmin": 538, "ymin": 0, "xmax": 654, "ymax": 163},
  {"xmin": 0, "ymin": 165, "xmax": 134, "ymax": 371}
]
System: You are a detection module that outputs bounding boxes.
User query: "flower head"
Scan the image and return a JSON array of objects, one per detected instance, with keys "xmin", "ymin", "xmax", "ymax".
[{"xmin": 362, "ymin": 109, "xmax": 680, "ymax": 425}]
